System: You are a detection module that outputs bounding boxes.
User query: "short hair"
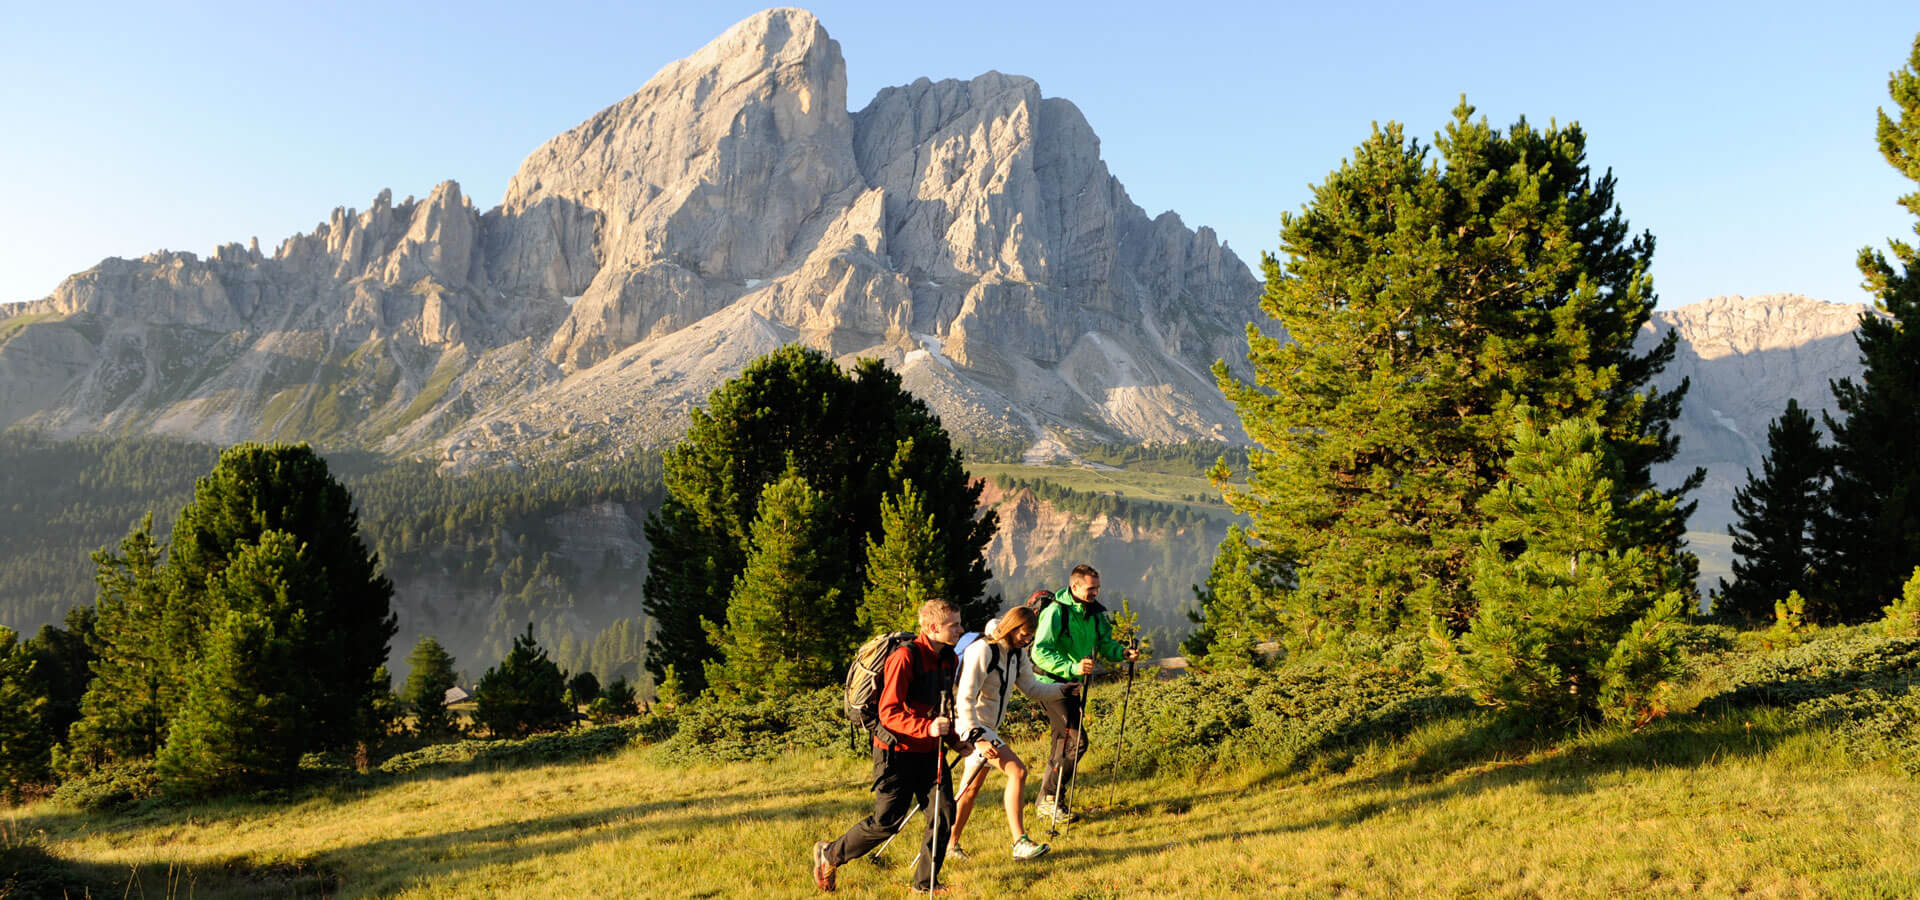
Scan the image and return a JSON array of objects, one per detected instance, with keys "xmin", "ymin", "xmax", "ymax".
[
  {"xmin": 1070, "ymin": 564, "xmax": 1100, "ymax": 584},
  {"xmin": 918, "ymin": 598, "xmax": 959, "ymax": 628}
]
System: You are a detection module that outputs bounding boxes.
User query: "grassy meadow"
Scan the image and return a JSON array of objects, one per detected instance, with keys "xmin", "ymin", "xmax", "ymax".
[{"xmin": 8, "ymin": 632, "xmax": 1920, "ymax": 899}]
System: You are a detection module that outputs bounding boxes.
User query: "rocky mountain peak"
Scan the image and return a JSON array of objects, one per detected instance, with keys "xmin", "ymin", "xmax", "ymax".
[{"xmin": 1, "ymin": 10, "xmax": 1265, "ymax": 461}]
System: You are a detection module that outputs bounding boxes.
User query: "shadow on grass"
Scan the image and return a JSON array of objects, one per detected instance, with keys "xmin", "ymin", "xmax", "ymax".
[{"xmin": 2, "ymin": 839, "xmax": 340, "ymax": 899}]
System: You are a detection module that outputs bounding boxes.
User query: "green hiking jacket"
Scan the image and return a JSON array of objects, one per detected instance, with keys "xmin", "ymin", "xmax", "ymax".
[{"xmin": 1031, "ymin": 587, "xmax": 1128, "ymax": 683}]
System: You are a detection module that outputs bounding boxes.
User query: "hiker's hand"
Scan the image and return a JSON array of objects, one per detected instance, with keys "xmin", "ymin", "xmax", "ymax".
[
  {"xmin": 1062, "ymin": 683, "xmax": 1080, "ymax": 698},
  {"xmin": 931, "ymin": 716, "xmax": 952, "ymax": 737},
  {"xmin": 976, "ymin": 740, "xmax": 1000, "ymax": 761},
  {"xmin": 1077, "ymin": 657, "xmax": 1096, "ymax": 676},
  {"xmin": 1123, "ymin": 647, "xmax": 1140, "ymax": 662}
]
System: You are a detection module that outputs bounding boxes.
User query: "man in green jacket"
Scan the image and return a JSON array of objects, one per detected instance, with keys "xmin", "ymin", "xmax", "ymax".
[{"xmin": 1030, "ymin": 564, "xmax": 1137, "ymax": 822}]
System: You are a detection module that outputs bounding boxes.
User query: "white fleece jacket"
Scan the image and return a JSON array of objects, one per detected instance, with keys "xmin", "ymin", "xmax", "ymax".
[{"xmin": 954, "ymin": 632, "xmax": 1066, "ymax": 746}]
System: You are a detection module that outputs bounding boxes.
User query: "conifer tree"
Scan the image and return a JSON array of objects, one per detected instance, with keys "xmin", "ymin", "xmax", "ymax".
[
  {"xmin": 590, "ymin": 676, "xmax": 640, "ymax": 720},
  {"xmin": 165, "ymin": 443, "xmax": 396, "ymax": 746},
  {"xmin": 644, "ymin": 346, "xmax": 996, "ymax": 695},
  {"xmin": 155, "ymin": 532, "xmax": 317, "ymax": 796},
  {"xmin": 403, "ymin": 636, "xmax": 459, "ymax": 737},
  {"xmin": 1436, "ymin": 417, "xmax": 1688, "ymax": 726},
  {"xmin": 1817, "ymin": 35, "xmax": 1920, "ymax": 620},
  {"xmin": 860, "ymin": 483, "xmax": 949, "ymax": 634},
  {"xmin": 0, "ymin": 627, "xmax": 50, "ymax": 799},
  {"xmin": 1717, "ymin": 399, "xmax": 1828, "ymax": 621},
  {"xmin": 473, "ymin": 625, "xmax": 570, "ymax": 737},
  {"xmin": 566, "ymin": 672, "xmax": 601, "ymax": 708},
  {"xmin": 1214, "ymin": 102, "xmax": 1697, "ymax": 652},
  {"xmin": 704, "ymin": 472, "xmax": 847, "ymax": 699},
  {"xmin": 67, "ymin": 516, "xmax": 172, "ymax": 768},
  {"xmin": 1181, "ymin": 526, "xmax": 1283, "ymax": 668}
]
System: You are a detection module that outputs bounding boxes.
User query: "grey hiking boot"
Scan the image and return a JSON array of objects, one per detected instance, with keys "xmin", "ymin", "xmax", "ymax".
[
  {"xmin": 947, "ymin": 845, "xmax": 968, "ymax": 861},
  {"xmin": 1011, "ymin": 835, "xmax": 1050, "ymax": 861},
  {"xmin": 1037, "ymin": 798, "xmax": 1078, "ymax": 824}
]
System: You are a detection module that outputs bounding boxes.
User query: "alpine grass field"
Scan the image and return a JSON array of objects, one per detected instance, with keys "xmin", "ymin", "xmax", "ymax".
[{"xmin": 7, "ymin": 624, "xmax": 1919, "ymax": 899}]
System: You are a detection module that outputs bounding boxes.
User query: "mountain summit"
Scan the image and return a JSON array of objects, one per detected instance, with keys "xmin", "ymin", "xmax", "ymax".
[{"xmin": 0, "ymin": 9, "xmax": 1264, "ymax": 465}]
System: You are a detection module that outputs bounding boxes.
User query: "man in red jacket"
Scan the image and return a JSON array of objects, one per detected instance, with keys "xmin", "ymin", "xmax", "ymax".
[{"xmin": 813, "ymin": 599, "xmax": 965, "ymax": 892}]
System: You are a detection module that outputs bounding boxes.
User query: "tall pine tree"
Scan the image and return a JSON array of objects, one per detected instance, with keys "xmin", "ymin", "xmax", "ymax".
[
  {"xmin": 0, "ymin": 627, "xmax": 49, "ymax": 799},
  {"xmin": 1212, "ymin": 102, "xmax": 1697, "ymax": 653},
  {"xmin": 66, "ymin": 515, "xmax": 171, "ymax": 769},
  {"xmin": 859, "ymin": 483, "xmax": 949, "ymax": 634},
  {"xmin": 643, "ymin": 346, "xmax": 995, "ymax": 695},
  {"xmin": 1717, "ymin": 399, "xmax": 1827, "ymax": 621},
  {"xmin": 165, "ymin": 443, "xmax": 396, "ymax": 746},
  {"xmin": 155, "ymin": 532, "xmax": 317, "ymax": 796},
  {"xmin": 1817, "ymin": 34, "xmax": 1920, "ymax": 621},
  {"xmin": 472, "ymin": 625, "xmax": 570, "ymax": 738},
  {"xmin": 704, "ymin": 471, "xmax": 848, "ymax": 699},
  {"xmin": 403, "ymin": 636, "xmax": 459, "ymax": 737}
]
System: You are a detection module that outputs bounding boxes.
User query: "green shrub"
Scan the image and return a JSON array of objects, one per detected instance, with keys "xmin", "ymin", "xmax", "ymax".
[
  {"xmin": 1105, "ymin": 664, "xmax": 1469, "ymax": 775},
  {"xmin": 1877, "ymin": 567, "xmax": 1920, "ymax": 638},
  {"xmin": 652, "ymin": 687, "xmax": 858, "ymax": 765},
  {"xmin": 377, "ymin": 721, "xmax": 643, "ymax": 776},
  {"xmin": 48, "ymin": 759, "xmax": 160, "ymax": 812},
  {"xmin": 1709, "ymin": 631, "xmax": 1920, "ymax": 709},
  {"xmin": 1791, "ymin": 686, "xmax": 1920, "ymax": 773}
]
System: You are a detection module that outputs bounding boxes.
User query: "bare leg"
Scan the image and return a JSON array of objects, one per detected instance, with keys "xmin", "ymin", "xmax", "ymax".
[
  {"xmin": 999, "ymin": 751, "xmax": 1030, "ymax": 840},
  {"xmin": 949, "ymin": 753, "xmax": 989, "ymax": 852}
]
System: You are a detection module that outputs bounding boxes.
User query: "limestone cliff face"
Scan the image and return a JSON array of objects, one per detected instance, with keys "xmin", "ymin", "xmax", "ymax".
[
  {"xmin": 0, "ymin": 8, "xmax": 1263, "ymax": 461},
  {"xmin": 1639, "ymin": 294, "xmax": 1874, "ymax": 534},
  {"xmin": 975, "ymin": 480, "xmax": 1231, "ymax": 639}
]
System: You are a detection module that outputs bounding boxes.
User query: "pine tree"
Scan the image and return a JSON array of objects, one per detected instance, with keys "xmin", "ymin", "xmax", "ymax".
[
  {"xmin": 67, "ymin": 515, "xmax": 172, "ymax": 769},
  {"xmin": 1182, "ymin": 525, "xmax": 1283, "ymax": 668},
  {"xmin": 1817, "ymin": 35, "xmax": 1920, "ymax": 621},
  {"xmin": 155, "ymin": 532, "xmax": 317, "ymax": 796},
  {"xmin": 165, "ymin": 443, "xmax": 397, "ymax": 747},
  {"xmin": 473, "ymin": 625, "xmax": 570, "ymax": 738},
  {"xmin": 0, "ymin": 627, "xmax": 51, "ymax": 800},
  {"xmin": 644, "ymin": 346, "xmax": 996, "ymax": 695},
  {"xmin": 704, "ymin": 472, "xmax": 847, "ymax": 699},
  {"xmin": 859, "ymin": 483, "xmax": 949, "ymax": 634},
  {"xmin": 403, "ymin": 636, "xmax": 459, "ymax": 737},
  {"xmin": 1215, "ymin": 102, "xmax": 1697, "ymax": 653},
  {"xmin": 565, "ymin": 672, "xmax": 601, "ymax": 708},
  {"xmin": 1436, "ymin": 416, "xmax": 1689, "ymax": 726},
  {"xmin": 590, "ymin": 676, "xmax": 640, "ymax": 720},
  {"xmin": 1717, "ymin": 399, "xmax": 1828, "ymax": 621}
]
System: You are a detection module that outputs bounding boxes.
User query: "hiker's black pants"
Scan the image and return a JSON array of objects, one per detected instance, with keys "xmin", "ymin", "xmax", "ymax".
[
  {"xmin": 1038, "ymin": 689, "xmax": 1088, "ymax": 803},
  {"xmin": 825, "ymin": 746, "xmax": 955, "ymax": 890}
]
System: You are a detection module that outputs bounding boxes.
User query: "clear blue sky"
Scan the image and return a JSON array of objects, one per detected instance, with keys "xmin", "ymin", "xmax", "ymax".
[{"xmin": 3, "ymin": 1, "xmax": 1915, "ymax": 310}]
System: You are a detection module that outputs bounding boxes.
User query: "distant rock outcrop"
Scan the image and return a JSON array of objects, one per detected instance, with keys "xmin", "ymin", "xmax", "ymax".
[
  {"xmin": 1640, "ymin": 293, "xmax": 1874, "ymax": 535},
  {"xmin": 0, "ymin": 9, "xmax": 1264, "ymax": 463}
]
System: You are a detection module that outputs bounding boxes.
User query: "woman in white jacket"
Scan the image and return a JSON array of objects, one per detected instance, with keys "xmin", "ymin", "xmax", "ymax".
[{"xmin": 950, "ymin": 605, "xmax": 1074, "ymax": 861}]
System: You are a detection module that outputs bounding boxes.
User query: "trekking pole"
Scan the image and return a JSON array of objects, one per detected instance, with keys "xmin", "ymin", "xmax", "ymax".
[
  {"xmin": 1054, "ymin": 668, "xmax": 1092, "ymax": 831},
  {"xmin": 928, "ymin": 688, "xmax": 954, "ymax": 896},
  {"xmin": 1109, "ymin": 637, "xmax": 1139, "ymax": 807},
  {"xmin": 870, "ymin": 803, "xmax": 920, "ymax": 864}
]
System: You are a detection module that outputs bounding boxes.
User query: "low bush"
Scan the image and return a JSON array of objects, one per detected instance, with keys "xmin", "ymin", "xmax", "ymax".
[
  {"xmin": 1791, "ymin": 685, "xmax": 1920, "ymax": 773},
  {"xmin": 47, "ymin": 759, "xmax": 160, "ymax": 812},
  {"xmin": 1103, "ymin": 664, "xmax": 1470, "ymax": 775},
  {"xmin": 378, "ymin": 721, "xmax": 644, "ymax": 776},
  {"xmin": 1707, "ymin": 631, "xmax": 1920, "ymax": 708},
  {"xmin": 651, "ymin": 687, "xmax": 856, "ymax": 765}
]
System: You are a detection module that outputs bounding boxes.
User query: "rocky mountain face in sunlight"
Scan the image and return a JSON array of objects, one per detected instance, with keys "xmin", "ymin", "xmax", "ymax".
[
  {"xmin": 0, "ymin": 9, "xmax": 1263, "ymax": 467},
  {"xmin": 1640, "ymin": 293, "xmax": 1874, "ymax": 535}
]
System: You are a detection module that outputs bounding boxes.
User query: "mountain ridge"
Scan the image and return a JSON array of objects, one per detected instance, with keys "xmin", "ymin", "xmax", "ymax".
[{"xmin": 0, "ymin": 9, "xmax": 1261, "ymax": 464}]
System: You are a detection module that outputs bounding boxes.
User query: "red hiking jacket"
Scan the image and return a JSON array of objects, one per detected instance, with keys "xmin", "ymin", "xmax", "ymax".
[{"xmin": 875, "ymin": 634, "xmax": 958, "ymax": 753}]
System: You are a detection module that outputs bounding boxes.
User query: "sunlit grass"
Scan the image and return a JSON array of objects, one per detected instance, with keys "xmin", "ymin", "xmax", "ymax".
[{"xmin": 11, "ymin": 711, "xmax": 1920, "ymax": 898}]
